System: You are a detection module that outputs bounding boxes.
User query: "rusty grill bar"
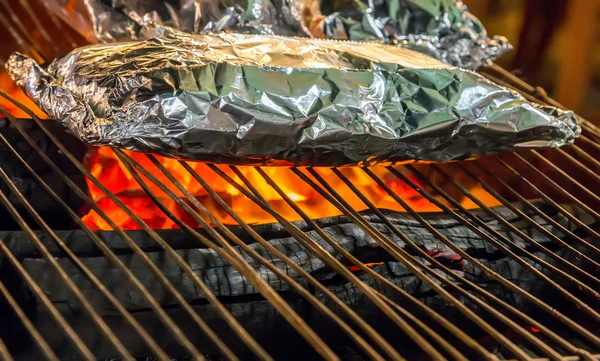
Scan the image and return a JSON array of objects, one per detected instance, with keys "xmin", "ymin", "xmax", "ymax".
[{"xmin": 1, "ymin": 1, "xmax": 600, "ymax": 360}]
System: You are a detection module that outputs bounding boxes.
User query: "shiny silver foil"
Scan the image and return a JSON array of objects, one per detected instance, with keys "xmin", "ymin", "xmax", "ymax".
[
  {"xmin": 6, "ymin": 32, "xmax": 579, "ymax": 166},
  {"xmin": 43, "ymin": 0, "xmax": 309, "ymax": 42},
  {"xmin": 307, "ymin": 0, "xmax": 512, "ymax": 69},
  {"xmin": 46, "ymin": 0, "xmax": 507, "ymax": 69}
]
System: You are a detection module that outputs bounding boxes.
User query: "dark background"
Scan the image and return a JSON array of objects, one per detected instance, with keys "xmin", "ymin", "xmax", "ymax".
[{"xmin": 465, "ymin": 0, "xmax": 600, "ymax": 124}]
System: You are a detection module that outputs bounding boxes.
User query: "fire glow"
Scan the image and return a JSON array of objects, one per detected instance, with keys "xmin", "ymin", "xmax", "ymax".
[{"xmin": 82, "ymin": 147, "xmax": 502, "ymax": 230}]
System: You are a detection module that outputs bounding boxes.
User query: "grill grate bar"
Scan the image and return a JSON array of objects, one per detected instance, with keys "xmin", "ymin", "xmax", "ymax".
[
  {"xmin": 579, "ymin": 136, "xmax": 600, "ymax": 153},
  {"xmin": 583, "ymin": 126, "xmax": 600, "ymax": 143},
  {"xmin": 251, "ymin": 167, "xmax": 451, "ymax": 360},
  {"xmin": 385, "ymin": 165, "xmax": 600, "ymax": 348},
  {"xmin": 210, "ymin": 164, "xmax": 484, "ymax": 359},
  {"xmin": 0, "ymin": 120, "xmax": 172, "ymax": 361},
  {"xmin": 0, "ymin": 10, "xmax": 43, "ymax": 63},
  {"xmin": 0, "ymin": 116, "xmax": 205, "ymax": 361},
  {"xmin": 0, "ymin": 336, "xmax": 14, "ymax": 361},
  {"xmin": 0, "ymin": 279, "xmax": 57, "ymax": 361}
]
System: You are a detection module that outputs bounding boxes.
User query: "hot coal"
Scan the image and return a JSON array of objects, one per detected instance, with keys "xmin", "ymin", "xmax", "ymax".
[
  {"xmin": 3, "ymin": 202, "xmax": 597, "ymax": 360},
  {"xmin": 0, "ymin": 118, "xmax": 88, "ymax": 230}
]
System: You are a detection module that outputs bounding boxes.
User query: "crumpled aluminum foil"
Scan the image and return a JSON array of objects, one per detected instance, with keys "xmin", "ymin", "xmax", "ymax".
[
  {"xmin": 47, "ymin": 0, "xmax": 507, "ymax": 69},
  {"xmin": 306, "ymin": 0, "xmax": 512, "ymax": 69},
  {"xmin": 43, "ymin": 0, "xmax": 309, "ymax": 42},
  {"xmin": 6, "ymin": 32, "xmax": 579, "ymax": 166}
]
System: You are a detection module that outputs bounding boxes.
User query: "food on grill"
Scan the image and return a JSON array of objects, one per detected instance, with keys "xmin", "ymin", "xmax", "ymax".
[
  {"xmin": 6, "ymin": 32, "xmax": 580, "ymax": 166},
  {"xmin": 304, "ymin": 0, "xmax": 512, "ymax": 69},
  {"xmin": 44, "ymin": 0, "xmax": 309, "ymax": 42},
  {"xmin": 46, "ymin": 0, "xmax": 510, "ymax": 69}
]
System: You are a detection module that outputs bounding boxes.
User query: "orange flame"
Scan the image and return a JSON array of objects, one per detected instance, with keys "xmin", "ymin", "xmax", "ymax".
[{"xmin": 82, "ymin": 147, "xmax": 501, "ymax": 230}]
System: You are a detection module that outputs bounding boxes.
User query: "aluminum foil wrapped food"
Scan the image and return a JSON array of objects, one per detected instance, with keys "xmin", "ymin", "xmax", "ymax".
[
  {"xmin": 305, "ymin": 0, "xmax": 512, "ymax": 69},
  {"xmin": 46, "ymin": 0, "xmax": 507, "ymax": 69},
  {"xmin": 43, "ymin": 0, "xmax": 309, "ymax": 42},
  {"xmin": 6, "ymin": 32, "xmax": 579, "ymax": 166}
]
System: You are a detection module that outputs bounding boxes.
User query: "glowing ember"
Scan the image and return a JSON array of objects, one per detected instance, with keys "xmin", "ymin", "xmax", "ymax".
[{"xmin": 81, "ymin": 147, "xmax": 502, "ymax": 230}]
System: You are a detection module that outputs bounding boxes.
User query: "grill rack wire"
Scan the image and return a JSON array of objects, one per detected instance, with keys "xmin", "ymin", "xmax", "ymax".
[{"xmin": 1, "ymin": 1, "xmax": 600, "ymax": 360}]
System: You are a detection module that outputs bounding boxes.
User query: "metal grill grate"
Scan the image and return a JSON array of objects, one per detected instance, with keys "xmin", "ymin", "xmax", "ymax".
[{"xmin": 1, "ymin": 1, "xmax": 600, "ymax": 360}]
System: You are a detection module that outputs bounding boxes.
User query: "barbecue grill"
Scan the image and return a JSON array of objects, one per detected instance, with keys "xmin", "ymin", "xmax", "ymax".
[{"xmin": 1, "ymin": 1, "xmax": 600, "ymax": 360}]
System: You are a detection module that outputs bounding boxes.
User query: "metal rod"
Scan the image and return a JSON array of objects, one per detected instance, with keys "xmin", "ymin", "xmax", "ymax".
[
  {"xmin": 0, "ymin": 132, "xmax": 171, "ymax": 361},
  {"xmin": 208, "ymin": 165, "xmax": 490, "ymax": 359},
  {"xmin": 579, "ymin": 136, "xmax": 600, "ymax": 153},
  {"xmin": 0, "ymin": 241, "xmax": 95, "ymax": 361},
  {"xmin": 0, "ymin": 337, "xmax": 13, "ymax": 361},
  {"xmin": 0, "ymin": 167, "xmax": 135, "ymax": 361},
  {"xmin": 332, "ymin": 167, "xmax": 594, "ymax": 360},
  {"xmin": 115, "ymin": 150, "xmax": 336, "ymax": 361},
  {"xmin": 0, "ymin": 279, "xmax": 58, "ymax": 361},
  {"xmin": 0, "ymin": 111, "xmax": 219, "ymax": 361},
  {"xmin": 18, "ymin": 0, "xmax": 62, "ymax": 54},
  {"xmin": 583, "ymin": 126, "xmax": 600, "ymax": 142}
]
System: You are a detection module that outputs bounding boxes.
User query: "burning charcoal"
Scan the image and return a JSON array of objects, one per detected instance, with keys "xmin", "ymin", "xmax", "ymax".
[
  {"xmin": 7, "ymin": 32, "xmax": 579, "ymax": 166},
  {"xmin": 6, "ymin": 203, "xmax": 595, "ymax": 360},
  {"xmin": 0, "ymin": 118, "xmax": 89, "ymax": 230}
]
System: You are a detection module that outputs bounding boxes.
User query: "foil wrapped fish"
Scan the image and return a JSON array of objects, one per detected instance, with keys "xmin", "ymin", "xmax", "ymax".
[
  {"xmin": 43, "ymin": 0, "xmax": 309, "ymax": 42},
  {"xmin": 47, "ymin": 0, "xmax": 506, "ymax": 69},
  {"xmin": 6, "ymin": 32, "xmax": 579, "ymax": 166},
  {"xmin": 305, "ymin": 0, "xmax": 511, "ymax": 69}
]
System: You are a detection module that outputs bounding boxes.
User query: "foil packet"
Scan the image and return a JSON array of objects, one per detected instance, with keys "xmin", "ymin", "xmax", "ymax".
[
  {"xmin": 43, "ymin": 0, "xmax": 309, "ymax": 42},
  {"xmin": 6, "ymin": 32, "xmax": 579, "ymax": 166},
  {"xmin": 47, "ymin": 0, "xmax": 507, "ymax": 69},
  {"xmin": 305, "ymin": 0, "xmax": 512, "ymax": 69}
]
